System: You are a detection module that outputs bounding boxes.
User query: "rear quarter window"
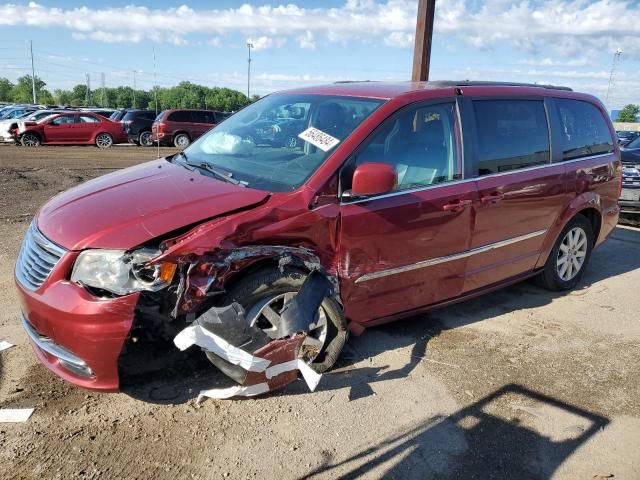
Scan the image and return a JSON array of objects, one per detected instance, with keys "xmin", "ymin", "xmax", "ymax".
[
  {"xmin": 473, "ymin": 99, "xmax": 550, "ymax": 175},
  {"xmin": 555, "ymin": 99, "xmax": 614, "ymax": 161}
]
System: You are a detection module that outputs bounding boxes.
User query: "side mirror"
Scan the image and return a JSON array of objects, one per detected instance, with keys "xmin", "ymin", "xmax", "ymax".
[{"xmin": 351, "ymin": 162, "xmax": 397, "ymax": 197}]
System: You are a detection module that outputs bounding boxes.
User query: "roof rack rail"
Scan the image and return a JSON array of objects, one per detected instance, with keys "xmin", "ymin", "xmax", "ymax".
[
  {"xmin": 428, "ymin": 80, "xmax": 573, "ymax": 91},
  {"xmin": 333, "ymin": 80, "xmax": 376, "ymax": 84}
]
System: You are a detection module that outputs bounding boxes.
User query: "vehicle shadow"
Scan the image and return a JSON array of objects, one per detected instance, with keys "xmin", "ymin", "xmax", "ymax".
[
  {"xmin": 121, "ymin": 226, "xmax": 640, "ymax": 405},
  {"xmin": 299, "ymin": 384, "xmax": 609, "ymax": 479}
]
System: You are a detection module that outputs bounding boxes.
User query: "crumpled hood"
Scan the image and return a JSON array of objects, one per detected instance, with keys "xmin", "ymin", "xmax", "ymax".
[{"xmin": 37, "ymin": 159, "xmax": 269, "ymax": 251}]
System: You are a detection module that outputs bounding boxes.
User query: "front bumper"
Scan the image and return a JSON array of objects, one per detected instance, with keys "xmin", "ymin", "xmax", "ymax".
[{"xmin": 15, "ymin": 258, "xmax": 139, "ymax": 391}]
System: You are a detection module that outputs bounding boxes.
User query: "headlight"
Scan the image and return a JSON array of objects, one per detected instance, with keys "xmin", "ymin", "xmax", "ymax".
[{"xmin": 71, "ymin": 248, "xmax": 177, "ymax": 295}]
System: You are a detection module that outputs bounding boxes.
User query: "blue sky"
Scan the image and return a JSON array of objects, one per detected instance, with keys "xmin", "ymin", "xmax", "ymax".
[{"xmin": 1, "ymin": 0, "xmax": 639, "ymax": 109}]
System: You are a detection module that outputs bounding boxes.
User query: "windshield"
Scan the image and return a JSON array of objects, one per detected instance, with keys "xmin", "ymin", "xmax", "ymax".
[{"xmin": 181, "ymin": 94, "xmax": 384, "ymax": 191}]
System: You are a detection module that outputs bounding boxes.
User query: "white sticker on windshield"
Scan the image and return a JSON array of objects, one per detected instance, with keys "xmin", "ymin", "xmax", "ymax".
[{"xmin": 298, "ymin": 127, "xmax": 340, "ymax": 152}]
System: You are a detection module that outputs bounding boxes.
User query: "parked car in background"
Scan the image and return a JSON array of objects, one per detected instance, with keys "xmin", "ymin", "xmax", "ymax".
[
  {"xmin": 83, "ymin": 108, "xmax": 119, "ymax": 119},
  {"xmin": 12, "ymin": 111, "xmax": 127, "ymax": 148},
  {"xmin": 238, "ymin": 104, "xmax": 308, "ymax": 148},
  {"xmin": 0, "ymin": 105, "xmax": 40, "ymax": 120},
  {"xmin": 14, "ymin": 81, "xmax": 620, "ymax": 392},
  {"xmin": 151, "ymin": 109, "xmax": 223, "ymax": 147},
  {"xmin": 0, "ymin": 109, "xmax": 67, "ymax": 143},
  {"xmin": 616, "ymin": 130, "xmax": 640, "ymax": 146},
  {"xmin": 620, "ymin": 136, "xmax": 640, "ymax": 215},
  {"xmin": 118, "ymin": 109, "xmax": 158, "ymax": 146}
]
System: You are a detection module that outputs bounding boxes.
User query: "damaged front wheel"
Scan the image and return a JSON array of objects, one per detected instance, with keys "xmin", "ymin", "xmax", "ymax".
[{"xmin": 224, "ymin": 267, "xmax": 347, "ymax": 373}]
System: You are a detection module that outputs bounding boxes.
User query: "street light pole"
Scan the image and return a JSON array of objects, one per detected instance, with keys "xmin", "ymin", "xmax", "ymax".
[
  {"xmin": 29, "ymin": 40, "xmax": 37, "ymax": 104},
  {"xmin": 411, "ymin": 0, "xmax": 436, "ymax": 82},
  {"xmin": 247, "ymin": 42, "xmax": 254, "ymax": 100},
  {"xmin": 132, "ymin": 70, "xmax": 138, "ymax": 108}
]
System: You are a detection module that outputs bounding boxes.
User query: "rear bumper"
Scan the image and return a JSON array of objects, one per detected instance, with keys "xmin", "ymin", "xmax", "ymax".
[
  {"xmin": 620, "ymin": 187, "xmax": 640, "ymax": 214},
  {"xmin": 15, "ymin": 267, "xmax": 139, "ymax": 391}
]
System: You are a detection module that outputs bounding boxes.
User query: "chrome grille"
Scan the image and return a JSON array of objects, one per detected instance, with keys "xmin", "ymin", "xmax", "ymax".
[{"xmin": 15, "ymin": 221, "xmax": 66, "ymax": 290}]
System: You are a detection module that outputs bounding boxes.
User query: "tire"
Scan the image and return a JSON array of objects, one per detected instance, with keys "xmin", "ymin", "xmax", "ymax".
[
  {"xmin": 95, "ymin": 133, "xmax": 113, "ymax": 149},
  {"xmin": 20, "ymin": 133, "xmax": 40, "ymax": 147},
  {"xmin": 138, "ymin": 130, "xmax": 153, "ymax": 147},
  {"xmin": 223, "ymin": 267, "xmax": 348, "ymax": 373},
  {"xmin": 537, "ymin": 214, "xmax": 593, "ymax": 291},
  {"xmin": 173, "ymin": 133, "xmax": 190, "ymax": 148},
  {"xmin": 285, "ymin": 135, "xmax": 298, "ymax": 148}
]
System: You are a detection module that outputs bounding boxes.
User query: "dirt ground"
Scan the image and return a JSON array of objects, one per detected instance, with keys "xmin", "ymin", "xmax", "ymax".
[{"xmin": 0, "ymin": 145, "xmax": 639, "ymax": 480}]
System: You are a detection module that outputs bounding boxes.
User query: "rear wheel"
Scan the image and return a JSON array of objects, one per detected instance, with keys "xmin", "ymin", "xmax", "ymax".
[
  {"xmin": 95, "ymin": 133, "xmax": 113, "ymax": 149},
  {"xmin": 220, "ymin": 267, "xmax": 347, "ymax": 373},
  {"xmin": 537, "ymin": 214, "xmax": 593, "ymax": 291},
  {"xmin": 173, "ymin": 133, "xmax": 190, "ymax": 149},
  {"xmin": 138, "ymin": 131, "xmax": 153, "ymax": 147},
  {"xmin": 20, "ymin": 133, "xmax": 40, "ymax": 147}
]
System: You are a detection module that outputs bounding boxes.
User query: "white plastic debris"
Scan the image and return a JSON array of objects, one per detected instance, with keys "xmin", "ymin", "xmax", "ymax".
[
  {"xmin": 173, "ymin": 324, "xmax": 271, "ymax": 372},
  {"xmin": 0, "ymin": 340, "xmax": 14, "ymax": 352},
  {"xmin": 197, "ymin": 383, "xmax": 270, "ymax": 402},
  {"xmin": 173, "ymin": 324, "xmax": 323, "ymax": 401},
  {"xmin": 265, "ymin": 359, "xmax": 322, "ymax": 392},
  {"xmin": 0, "ymin": 408, "xmax": 34, "ymax": 423}
]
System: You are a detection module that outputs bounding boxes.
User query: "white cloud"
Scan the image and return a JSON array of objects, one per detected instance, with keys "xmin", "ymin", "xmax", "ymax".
[
  {"xmin": 207, "ymin": 37, "xmax": 222, "ymax": 48},
  {"xmin": 247, "ymin": 36, "xmax": 286, "ymax": 51},
  {"xmin": 298, "ymin": 31, "xmax": 315, "ymax": 50},
  {"xmin": 1, "ymin": 0, "xmax": 639, "ymax": 60},
  {"xmin": 384, "ymin": 31, "xmax": 414, "ymax": 48}
]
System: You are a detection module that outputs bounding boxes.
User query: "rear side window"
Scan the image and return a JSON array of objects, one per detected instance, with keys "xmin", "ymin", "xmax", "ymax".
[
  {"xmin": 80, "ymin": 115, "xmax": 100, "ymax": 123},
  {"xmin": 474, "ymin": 100, "xmax": 550, "ymax": 175},
  {"xmin": 192, "ymin": 111, "xmax": 216, "ymax": 123},
  {"xmin": 555, "ymin": 99, "xmax": 614, "ymax": 161},
  {"xmin": 167, "ymin": 111, "xmax": 192, "ymax": 122}
]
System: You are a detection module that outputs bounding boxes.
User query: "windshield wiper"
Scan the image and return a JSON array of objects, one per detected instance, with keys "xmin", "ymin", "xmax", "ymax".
[{"xmin": 175, "ymin": 151, "xmax": 245, "ymax": 187}]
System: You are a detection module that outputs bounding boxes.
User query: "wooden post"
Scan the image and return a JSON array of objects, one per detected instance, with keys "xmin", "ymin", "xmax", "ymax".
[{"xmin": 411, "ymin": 0, "xmax": 436, "ymax": 82}]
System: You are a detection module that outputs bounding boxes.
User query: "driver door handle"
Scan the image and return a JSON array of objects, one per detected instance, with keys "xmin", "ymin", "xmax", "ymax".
[
  {"xmin": 480, "ymin": 192, "xmax": 504, "ymax": 204},
  {"xmin": 442, "ymin": 199, "xmax": 472, "ymax": 212}
]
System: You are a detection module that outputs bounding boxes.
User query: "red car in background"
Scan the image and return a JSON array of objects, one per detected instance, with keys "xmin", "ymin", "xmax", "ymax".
[{"xmin": 12, "ymin": 112, "xmax": 127, "ymax": 148}]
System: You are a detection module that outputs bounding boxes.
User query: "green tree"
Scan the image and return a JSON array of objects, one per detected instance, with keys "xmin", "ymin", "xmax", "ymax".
[
  {"xmin": 0, "ymin": 78, "xmax": 14, "ymax": 102},
  {"xmin": 616, "ymin": 104, "xmax": 640, "ymax": 122},
  {"xmin": 10, "ymin": 75, "xmax": 53, "ymax": 104}
]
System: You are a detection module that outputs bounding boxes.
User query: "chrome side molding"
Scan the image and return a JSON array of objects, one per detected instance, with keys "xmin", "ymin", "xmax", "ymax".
[{"xmin": 354, "ymin": 229, "xmax": 547, "ymax": 283}]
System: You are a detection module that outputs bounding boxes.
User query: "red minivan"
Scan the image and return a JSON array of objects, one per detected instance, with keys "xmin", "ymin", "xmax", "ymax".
[
  {"xmin": 151, "ymin": 109, "xmax": 220, "ymax": 148},
  {"xmin": 14, "ymin": 82, "xmax": 621, "ymax": 393}
]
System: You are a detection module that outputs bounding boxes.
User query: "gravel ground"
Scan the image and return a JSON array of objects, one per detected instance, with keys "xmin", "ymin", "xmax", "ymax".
[{"xmin": 0, "ymin": 145, "xmax": 639, "ymax": 480}]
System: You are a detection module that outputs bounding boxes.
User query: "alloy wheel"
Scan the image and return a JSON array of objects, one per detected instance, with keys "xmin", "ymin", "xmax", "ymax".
[
  {"xmin": 96, "ymin": 133, "xmax": 113, "ymax": 148},
  {"xmin": 556, "ymin": 227, "xmax": 588, "ymax": 281},
  {"xmin": 139, "ymin": 131, "xmax": 153, "ymax": 147},
  {"xmin": 246, "ymin": 292, "xmax": 328, "ymax": 363},
  {"xmin": 21, "ymin": 134, "xmax": 39, "ymax": 147},
  {"xmin": 175, "ymin": 134, "xmax": 190, "ymax": 148}
]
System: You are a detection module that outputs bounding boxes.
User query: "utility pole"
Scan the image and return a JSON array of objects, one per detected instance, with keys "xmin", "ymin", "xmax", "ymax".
[
  {"xmin": 247, "ymin": 42, "xmax": 254, "ymax": 99},
  {"xmin": 605, "ymin": 49, "xmax": 622, "ymax": 111},
  {"xmin": 101, "ymin": 72, "xmax": 106, "ymax": 107},
  {"xmin": 411, "ymin": 0, "xmax": 436, "ymax": 82},
  {"xmin": 29, "ymin": 40, "xmax": 37, "ymax": 104},
  {"xmin": 85, "ymin": 73, "xmax": 91, "ymax": 106},
  {"xmin": 132, "ymin": 70, "xmax": 138, "ymax": 108}
]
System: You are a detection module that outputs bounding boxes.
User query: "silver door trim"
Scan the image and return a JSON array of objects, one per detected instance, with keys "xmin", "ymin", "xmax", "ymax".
[
  {"xmin": 341, "ymin": 152, "xmax": 614, "ymax": 206},
  {"xmin": 353, "ymin": 229, "xmax": 547, "ymax": 284}
]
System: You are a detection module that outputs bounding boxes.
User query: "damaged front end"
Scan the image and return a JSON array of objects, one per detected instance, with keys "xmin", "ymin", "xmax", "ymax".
[
  {"xmin": 173, "ymin": 270, "xmax": 333, "ymax": 401},
  {"xmin": 117, "ymin": 237, "xmax": 344, "ymax": 400}
]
